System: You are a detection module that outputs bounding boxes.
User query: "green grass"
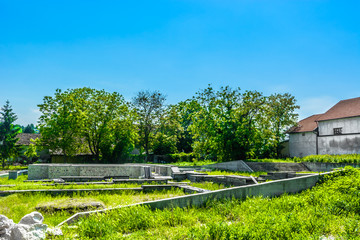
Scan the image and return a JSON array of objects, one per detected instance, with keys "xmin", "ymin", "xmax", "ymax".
[
  {"xmin": 195, "ymin": 170, "xmax": 266, "ymax": 177},
  {"xmin": 245, "ymin": 158, "xmax": 296, "ymax": 163},
  {"xmin": 0, "ymin": 188, "xmax": 185, "ymax": 227},
  {"xmin": 55, "ymin": 167, "xmax": 360, "ymax": 239},
  {"xmin": 0, "ymin": 175, "xmax": 151, "ymax": 191},
  {"xmin": 298, "ymin": 154, "xmax": 360, "ymax": 164},
  {"xmin": 168, "ymin": 160, "xmax": 217, "ymax": 166},
  {"xmin": 0, "ymin": 165, "xmax": 28, "ymax": 171}
]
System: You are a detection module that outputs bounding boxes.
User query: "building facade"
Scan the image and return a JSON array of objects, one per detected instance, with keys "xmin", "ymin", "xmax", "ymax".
[{"xmin": 289, "ymin": 97, "xmax": 360, "ymax": 157}]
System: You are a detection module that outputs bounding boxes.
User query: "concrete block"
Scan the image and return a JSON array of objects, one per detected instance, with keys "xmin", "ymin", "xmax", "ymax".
[{"xmin": 8, "ymin": 171, "xmax": 18, "ymax": 180}]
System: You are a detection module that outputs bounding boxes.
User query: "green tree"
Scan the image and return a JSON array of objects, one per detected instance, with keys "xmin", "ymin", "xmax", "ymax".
[
  {"xmin": 171, "ymin": 101, "xmax": 197, "ymax": 153},
  {"xmin": 38, "ymin": 89, "xmax": 83, "ymax": 159},
  {"xmin": 38, "ymin": 87, "xmax": 137, "ymax": 162},
  {"xmin": 24, "ymin": 142, "xmax": 39, "ymax": 163},
  {"xmin": 187, "ymin": 86, "xmax": 299, "ymax": 160},
  {"xmin": 152, "ymin": 105, "xmax": 182, "ymax": 155},
  {"xmin": 23, "ymin": 124, "xmax": 36, "ymax": 133},
  {"xmin": 188, "ymin": 86, "xmax": 248, "ymax": 161},
  {"xmin": 0, "ymin": 100, "xmax": 21, "ymax": 168},
  {"xmin": 266, "ymin": 93, "xmax": 299, "ymax": 157},
  {"xmin": 132, "ymin": 90, "xmax": 166, "ymax": 155},
  {"xmin": 188, "ymin": 86, "xmax": 270, "ymax": 161}
]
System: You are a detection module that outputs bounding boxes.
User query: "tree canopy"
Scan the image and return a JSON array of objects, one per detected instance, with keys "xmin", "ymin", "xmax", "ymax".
[
  {"xmin": 37, "ymin": 87, "xmax": 137, "ymax": 162},
  {"xmin": 132, "ymin": 90, "xmax": 166, "ymax": 155},
  {"xmin": 0, "ymin": 100, "xmax": 21, "ymax": 168}
]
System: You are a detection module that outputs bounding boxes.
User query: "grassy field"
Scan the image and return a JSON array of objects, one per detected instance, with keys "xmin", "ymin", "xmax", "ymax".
[
  {"xmin": 0, "ymin": 188, "xmax": 186, "ymax": 227},
  {"xmin": 0, "ymin": 175, "xmax": 231, "ymax": 227},
  {"xmin": 0, "ymin": 175, "xmax": 147, "ymax": 191},
  {"xmin": 53, "ymin": 167, "xmax": 360, "ymax": 239}
]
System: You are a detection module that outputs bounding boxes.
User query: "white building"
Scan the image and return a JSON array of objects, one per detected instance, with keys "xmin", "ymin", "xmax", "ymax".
[{"xmin": 289, "ymin": 97, "xmax": 360, "ymax": 157}]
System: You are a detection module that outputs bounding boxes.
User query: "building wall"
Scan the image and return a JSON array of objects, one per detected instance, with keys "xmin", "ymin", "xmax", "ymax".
[
  {"xmin": 317, "ymin": 117, "xmax": 360, "ymax": 155},
  {"xmin": 318, "ymin": 134, "xmax": 360, "ymax": 155},
  {"xmin": 289, "ymin": 132, "xmax": 317, "ymax": 157},
  {"xmin": 318, "ymin": 116, "xmax": 360, "ymax": 136}
]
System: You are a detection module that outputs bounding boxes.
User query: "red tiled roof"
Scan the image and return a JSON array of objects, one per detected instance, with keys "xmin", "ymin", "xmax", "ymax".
[
  {"xmin": 316, "ymin": 97, "xmax": 360, "ymax": 121},
  {"xmin": 288, "ymin": 114, "xmax": 322, "ymax": 133},
  {"xmin": 16, "ymin": 133, "xmax": 40, "ymax": 145}
]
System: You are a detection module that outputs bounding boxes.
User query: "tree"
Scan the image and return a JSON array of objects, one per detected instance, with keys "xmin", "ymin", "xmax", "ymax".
[
  {"xmin": 266, "ymin": 93, "xmax": 299, "ymax": 157},
  {"xmin": 187, "ymin": 86, "xmax": 299, "ymax": 160},
  {"xmin": 0, "ymin": 100, "xmax": 21, "ymax": 168},
  {"xmin": 132, "ymin": 90, "xmax": 166, "ymax": 155},
  {"xmin": 23, "ymin": 124, "xmax": 36, "ymax": 133},
  {"xmin": 188, "ymin": 85, "xmax": 254, "ymax": 161},
  {"xmin": 24, "ymin": 142, "xmax": 39, "ymax": 163},
  {"xmin": 152, "ymin": 105, "xmax": 181, "ymax": 155},
  {"xmin": 38, "ymin": 87, "xmax": 137, "ymax": 162},
  {"xmin": 38, "ymin": 89, "xmax": 83, "ymax": 159}
]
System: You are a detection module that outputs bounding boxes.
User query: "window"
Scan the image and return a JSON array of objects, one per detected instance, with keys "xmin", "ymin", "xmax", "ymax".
[{"xmin": 333, "ymin": 127, "xmax": 342, "ymax": 135}]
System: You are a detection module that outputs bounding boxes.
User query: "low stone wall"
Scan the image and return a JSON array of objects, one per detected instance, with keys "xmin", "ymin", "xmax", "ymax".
[
  {"xmin": 303, "ymin": 162, "xmax": 360, "ymax": 172},
  {"xmin": 59, "ymin": 171, "xmax": 330, "ymax": 226},
  {"xmin": 203, "ymin": 160, "xmax": 253, "ymax": 172},
  {"xmin": 245, "ymin": 162, "xmax": 310, "ymax": 172},
  {"xmin": 28, "ymin": 163, "xmax": 175, "ymax": 180}
]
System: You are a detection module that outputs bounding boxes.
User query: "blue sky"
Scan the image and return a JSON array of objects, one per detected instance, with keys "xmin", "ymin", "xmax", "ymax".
[{"xmin": 1, "ymin": 0, "xmax": 359, "ymax": 125}]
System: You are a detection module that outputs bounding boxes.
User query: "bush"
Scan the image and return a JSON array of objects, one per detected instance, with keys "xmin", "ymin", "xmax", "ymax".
[
  {"xmin": 300, "ymin": 154, "xmax": 360, "ymax": 164},
  {"xmin": 169, "ymin": 152, "xmax": 196, "ymax": 162}
]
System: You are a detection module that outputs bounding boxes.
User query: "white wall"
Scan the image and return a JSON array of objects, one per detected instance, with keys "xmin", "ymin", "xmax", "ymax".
[
  {"xmin": 289, "ymin": 132, "xmax": 317, "ymax": 157},
  {"xmin": 318, "ymin": 116, "xmax": 360, "ymax": 136},
  {"xmin": 318, "ymin": 134, "xmax": 360, "ymax": 155}
]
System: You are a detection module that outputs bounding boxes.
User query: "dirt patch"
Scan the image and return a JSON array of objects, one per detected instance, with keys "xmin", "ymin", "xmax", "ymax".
[{"xmin": 36, "ymin": 198, "xmax": 105, "ymax": 213}]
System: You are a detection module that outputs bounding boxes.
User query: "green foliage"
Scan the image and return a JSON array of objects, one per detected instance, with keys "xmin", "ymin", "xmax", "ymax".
[
  {"xmin": 22, "ymin": 124, "xmax": 37, "ymax": 133},
  {"xmin": 299, "ymin": 154, "xmax": 360, "ymax": 164},
  {"xmin": 0, "ymin": 100, "xmax": 21, "ymax": 168},
  {"xmin": 169, "ymin": 152, "xmax": 196, "ymax": 162},
  {"xmin": 61, "ymin": 167, "xmax": 360, "ymax": 239},
  {"xmin": 187, "ymin": 85, "xmax": 299, "ymax": 161},
  {"xmin": 37, "ymin": 88, "xmax": 137, "ymax": 162},
  {"xmin": 24, "ymin": 143, "xmax": 39, "ymax": 160},
  {"xmin": 245, "ymin": 158, "xmax": 297, "ymax": 163},
  {"xmin": 132, "ymin": 90, "xmax": 166, "ymax": 155},
  {"xmin": 266, "ymin": 93, "xmax": 299, "ymax": 156},
  {"xmin": 152, "ymin": 132, "xmax": 177, "ymax": 155},
  {"xmin": 0, "ymin": 175, "xmax": 185, "ymax": 227}
]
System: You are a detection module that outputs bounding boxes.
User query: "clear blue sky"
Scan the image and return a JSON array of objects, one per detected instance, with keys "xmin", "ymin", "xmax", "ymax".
[{"xmin": 1, "ymin": 0, "xmax": 359, "ymax": 125}]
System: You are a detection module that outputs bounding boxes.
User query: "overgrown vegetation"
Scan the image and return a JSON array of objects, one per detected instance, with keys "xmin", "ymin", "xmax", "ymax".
[
  {"xmin": 0, "ymin": 165, "xmax": 28, "ymax": 171},
  {"xmin": 0, "ymin": 100, "xmax": 21, "ymax": 168},
  {"xmin": 0, "ymin": 187, "xmax": 185, "ymax": 227},
  {"xmin": 56, "ymin": 167, "xmax": 360, "ymax": 239},
  {"xmin": 298, "ymin": 154, "xmax": 360, "ymax": 164}
]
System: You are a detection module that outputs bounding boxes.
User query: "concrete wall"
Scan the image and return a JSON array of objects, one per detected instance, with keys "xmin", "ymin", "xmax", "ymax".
[
  {"xmin": 245, "ymin": 162, "xmax": 309, "ymax": 172},
  {"xmin": 303, "ymin": 162, "xmax": 360, "ymax": 172},
  {"xmin": 318, "ymin": 117, "xmax": 360, "ymax": 136},
  {"xmin": 315, "ymin": 117, "xmax": 360, "ymax": 155},
  {"xmin": 28, "ymin": 164, "xmax": 49, "ymax": 180},
  {"xmin": 28, "ymin": 163, "xmax": 174, "ymax": 180},
  {"xmin": 203, "ymin": 160, "xmax": 253, "ymax": 172},
  {"xmin": 289, "ymin": 132, "xmax": 317, "ymax": 157},
  {"xmin": 318, "ymin": 134, "xmax": 360, "ymax": 155},
  {"xmin": 60, "ymin": 172, "xmax": 328, "ymax": 226}
]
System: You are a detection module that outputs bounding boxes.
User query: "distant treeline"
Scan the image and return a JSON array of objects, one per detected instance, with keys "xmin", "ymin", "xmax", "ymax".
[{"xmin": 32, "ymin": 85, "xmax": 299, "ymax": 163}]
